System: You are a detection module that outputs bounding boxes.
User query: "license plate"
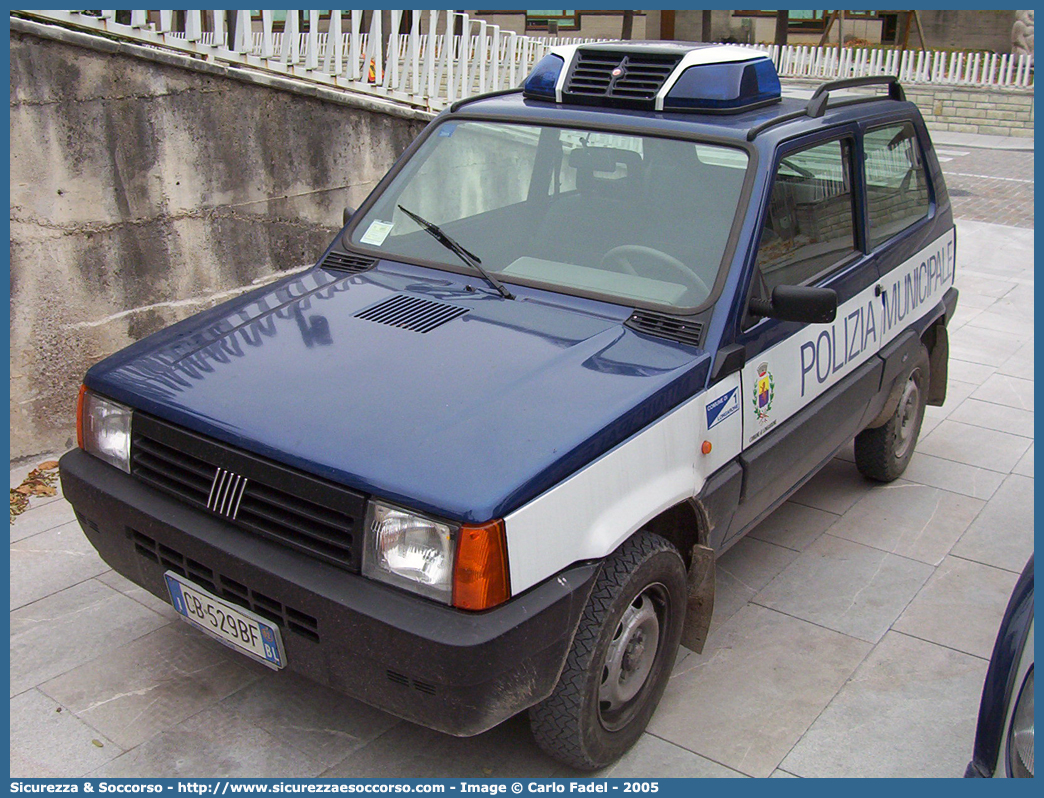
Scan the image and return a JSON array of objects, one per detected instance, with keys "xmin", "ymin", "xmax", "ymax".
[{"xmin": 165, "ymin": 571, "xmax": 286, "ymax": 669}]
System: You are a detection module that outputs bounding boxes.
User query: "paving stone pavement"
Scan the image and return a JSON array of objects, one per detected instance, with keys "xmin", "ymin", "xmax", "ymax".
[
  {"xmin": 932, "ymin": 142, "xmax": 1034, "ymax": 229},
  {"xmin": 9, "ymin": 139, "xmax": 1034, "ymax": 779}
]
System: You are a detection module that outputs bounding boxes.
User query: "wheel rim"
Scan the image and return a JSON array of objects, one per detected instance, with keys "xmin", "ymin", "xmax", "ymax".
[
  {"xmin": 894, "ymin": 373, "xmax": 922, "ymax": 460},
  {"xmin": 598, "ymin": 584, "xmax": 667, "ymax": 732}
]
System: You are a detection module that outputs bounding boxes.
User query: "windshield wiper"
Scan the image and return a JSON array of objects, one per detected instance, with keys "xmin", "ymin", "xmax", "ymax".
[{"xmin": 396, "ymin": 205, "xmax": 514, "ymax": 300}]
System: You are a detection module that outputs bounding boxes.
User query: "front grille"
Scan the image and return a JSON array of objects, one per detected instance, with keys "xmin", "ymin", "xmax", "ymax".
[
  {"xmin": 565, "ymin": 50, "xmax": 682, "ymax": 105},
  {"xmin": 131, "ymin": 413, "xmax": 367, "ymax": 572},
  {"xmin": 131, "ymin": 529, "xmax": 320, "ymax": 642},
  {"xmin": 627, "ymin": 311, "xmax": 704, "ymax": 348}
]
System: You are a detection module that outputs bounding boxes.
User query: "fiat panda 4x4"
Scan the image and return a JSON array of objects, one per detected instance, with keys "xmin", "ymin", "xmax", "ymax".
[{"xmin": 61, "ymin": 42, "xmax": 958, "ymax": 770}]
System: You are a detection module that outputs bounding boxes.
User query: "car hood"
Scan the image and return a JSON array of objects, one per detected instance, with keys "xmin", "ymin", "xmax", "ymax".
[{"xmin": 86, "ymin": 261, "xmax": 710, "ymax": 522}]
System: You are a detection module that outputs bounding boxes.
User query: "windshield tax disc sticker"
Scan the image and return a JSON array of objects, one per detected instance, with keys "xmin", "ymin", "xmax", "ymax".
[{"xmin": 360, "ymin": 220, "xmax": 394, "ymax": 246}]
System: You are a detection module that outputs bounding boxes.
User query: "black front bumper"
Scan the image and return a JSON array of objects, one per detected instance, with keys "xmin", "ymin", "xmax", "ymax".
[{"xmin": 60, "ymin": 448, "xmax": 598, "ymax": 736}]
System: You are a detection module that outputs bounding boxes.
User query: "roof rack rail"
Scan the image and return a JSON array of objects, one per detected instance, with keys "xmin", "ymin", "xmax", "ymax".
[
  {"xmin": 747, "ymin": 75, "xmax": 906, "ymax": 141},
  {"xmin": 806, "ymin": 75, "xmax": 906, "ymax": 116},
  {"xmin": 449, "ymin": 87, "xmax": 524, "ymax": 114}
]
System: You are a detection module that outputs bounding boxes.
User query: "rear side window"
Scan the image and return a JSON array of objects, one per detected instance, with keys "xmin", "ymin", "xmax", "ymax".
[
  {"xmin": 864, "ymin": 122, "xmax": 930, "ymax": 249},
  {"xmin": 754, "ymin": 138, "xmax": 857, "ymax": 291}
]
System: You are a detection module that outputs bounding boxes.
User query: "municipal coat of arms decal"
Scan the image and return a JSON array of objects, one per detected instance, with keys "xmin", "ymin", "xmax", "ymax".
[{"xmin": 753, "ymin": 362, "xmax": 775, "ymax": 421}]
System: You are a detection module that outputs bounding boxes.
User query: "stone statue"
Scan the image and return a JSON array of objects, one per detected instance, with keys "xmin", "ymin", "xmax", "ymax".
[{"xmin": 1012, "ymin": 10, "xmax": 1034, "ymax": 64}]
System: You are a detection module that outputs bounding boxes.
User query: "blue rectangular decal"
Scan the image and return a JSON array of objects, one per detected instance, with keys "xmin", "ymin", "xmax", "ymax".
[
  {"xmin": 165, "ymin": 574, "xmax": 186, "ymax": 616},
  {"xmin": 706, "ymin": 387, "xmax": 739, "ymax": 430}
]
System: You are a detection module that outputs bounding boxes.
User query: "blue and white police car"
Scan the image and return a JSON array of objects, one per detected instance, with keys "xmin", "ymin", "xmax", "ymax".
[{"xmin": 61, "ymin": 42, "xmax": 958, "ymax": 770}]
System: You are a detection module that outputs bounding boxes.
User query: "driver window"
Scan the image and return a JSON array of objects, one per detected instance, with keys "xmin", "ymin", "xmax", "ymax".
[{"xmin": 754, "ymin": 138, "xmax": 857, "ymax": 294}]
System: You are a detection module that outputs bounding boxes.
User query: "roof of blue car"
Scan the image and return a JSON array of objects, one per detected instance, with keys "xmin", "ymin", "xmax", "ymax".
[{"xmin": 450, "ymin": 90, "xmax": 911, "ymax": 147}]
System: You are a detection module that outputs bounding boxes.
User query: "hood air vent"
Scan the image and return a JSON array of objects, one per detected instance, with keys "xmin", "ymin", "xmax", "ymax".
[
  {"xmin": 355, "ymin": 294, "xmax": 468, "ymax": 333},
  {"xmin": 565, "ymin": 50, "xmax": 682, "ymax": 105},
  {"xmin": 626, "ymin": 311, "xmax": 704, "ymax": 348},
  {"xmin": 319, "ymin": 251, "xmax": 377, "ymax": 273}
]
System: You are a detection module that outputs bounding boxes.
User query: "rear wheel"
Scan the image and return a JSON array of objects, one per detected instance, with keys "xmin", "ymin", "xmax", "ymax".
[
  {"xmin": 855, "ymin": 344, "xmax": 930, "ymax": 482},
  {"xmin": 529, "ymin": 531, "xmax": 686, "ymax": 771}
]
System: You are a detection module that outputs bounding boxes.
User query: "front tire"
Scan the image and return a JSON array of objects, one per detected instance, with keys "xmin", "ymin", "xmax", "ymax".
[
  {"xmin": 855, "ymin": 343, "xmax": 930, "ymax": 482},
  {"xmin": 529, "ymin": 531, "xmax": 687, "ymax": 771}
]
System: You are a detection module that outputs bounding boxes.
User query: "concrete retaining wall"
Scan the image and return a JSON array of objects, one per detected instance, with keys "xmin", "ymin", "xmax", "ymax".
[
  {"xmin": 9, "ymin": 20, "xmax": 430, "ymax": 459},
  {"xmin": 904, "ymin": 85, "xmax": 1035, "ymax": 138},
  {"xmin": 784, "ymin": 78, "xmax": 1034, "ymax": 138}
]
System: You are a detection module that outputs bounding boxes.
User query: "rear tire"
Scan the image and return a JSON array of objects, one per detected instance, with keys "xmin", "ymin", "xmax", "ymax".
[
  {"xmin": 529, "ymin": 531, "xmax": 686, "ymax": 771},
  {"xmin": 855, "ymin": 344, "xmax": 930, "ymax": 482}
]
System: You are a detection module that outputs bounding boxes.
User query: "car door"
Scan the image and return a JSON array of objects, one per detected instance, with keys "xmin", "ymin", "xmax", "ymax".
[
  {"xmin": 726, "ymin": 128, "xmax": 884, "ymax": 541},
  {"xmin": 862, "ymin": 117, "xmax": 955, "ymax": 351}
]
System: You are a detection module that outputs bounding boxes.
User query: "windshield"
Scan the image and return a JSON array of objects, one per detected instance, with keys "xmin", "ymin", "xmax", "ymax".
[{"xmin": 349, "ymin": 120, "xmax": 749, "ymax": 310}]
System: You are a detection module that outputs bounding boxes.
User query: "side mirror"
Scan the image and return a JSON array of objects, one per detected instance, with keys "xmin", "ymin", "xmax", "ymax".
[
  {"xmin": 343, "ymin": 207, "xmax": 355, "ymax": 226},
  {"xmin": 749, "ymin": 284, "xmax": 837, "ymax": 324}
]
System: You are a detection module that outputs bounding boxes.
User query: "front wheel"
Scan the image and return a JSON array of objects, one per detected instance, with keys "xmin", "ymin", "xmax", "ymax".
[
  {"xmin": 854, "ymin": 343, "xmax": 930, "ymax": 482},
  {"xmin": 529, "ymin": 531, "xmax": 687, "ymax": 771}
]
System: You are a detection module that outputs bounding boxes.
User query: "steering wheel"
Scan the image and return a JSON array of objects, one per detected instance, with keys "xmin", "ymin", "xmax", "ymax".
[{"xmin": 600, "ymin": 245, "xmax": 712, "ymax": 298}]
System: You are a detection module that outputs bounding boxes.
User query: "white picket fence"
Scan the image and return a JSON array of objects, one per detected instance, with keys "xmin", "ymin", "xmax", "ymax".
[
  {"xmin": 17, "ymin": 10, "xmax": 1034, "ymax": 114},
  {"xmin": 762, "ymin": 43, "xmax": 1034, "ymax": 88},
  {"xmin": 20, "ymin": 9, "xmax": 582, "ymax": 110}
]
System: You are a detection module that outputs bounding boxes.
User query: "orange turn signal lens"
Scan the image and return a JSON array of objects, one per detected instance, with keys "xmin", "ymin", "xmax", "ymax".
[
  {"xmin": 453, "ymin": 519, "xmax": 511, "ymax": 611},
  {"xmin": 76, "ymin": 384, "xmax": 88, "ymax": 450}
]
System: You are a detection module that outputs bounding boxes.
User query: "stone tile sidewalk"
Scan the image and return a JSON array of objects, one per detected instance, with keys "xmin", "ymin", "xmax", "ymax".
[
  {"xmin": 10, "ymin": 202, "xmax": 1034, "ymax": 778},
  {"xmin": 932, "ymin": 135, "xmax": 1035, "ymax": 229},
  {"xmin": 929, "ymin": 130, "xmax": 1034, "ymax": 152}
]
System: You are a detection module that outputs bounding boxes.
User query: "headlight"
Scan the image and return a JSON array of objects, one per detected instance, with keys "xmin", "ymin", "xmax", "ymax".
[
  {"xmin": 363, "ymin": 502, "xmax": 456, "ymax": 603},
  {"xmin": 362, "ymin": 501, "xmax": 511, "ymax": 609},
  {"xmin": 77, "ymin": 386, "xmax": 132, "ymax": 473},
  {"xmin": 1008, "ymin": 667, "xmax": 1034, "ymax": 778}
]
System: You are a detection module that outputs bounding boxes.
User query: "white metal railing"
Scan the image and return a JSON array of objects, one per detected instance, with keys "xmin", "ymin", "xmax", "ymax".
[
  {"xmin": 19, "ymin": 9, "xmax": 606, "ymax": 111},
  {"xmin": 753, "ymin": 43, "xmax": 1034, "ymax": 88},
  {"xmin": 16, "ymin": 11, "xmax": 1035, "ymax": 111}
]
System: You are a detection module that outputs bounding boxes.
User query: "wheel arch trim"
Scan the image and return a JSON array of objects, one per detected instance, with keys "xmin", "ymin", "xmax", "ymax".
[{"xmin": 504, "ymin": 391, "xmax": 706, "ymax": 594}]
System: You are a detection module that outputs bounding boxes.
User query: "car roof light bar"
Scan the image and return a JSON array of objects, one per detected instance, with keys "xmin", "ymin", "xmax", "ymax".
[{"xmin": 518, "ymin": 43, "xmax": 783, "ymax": 113}]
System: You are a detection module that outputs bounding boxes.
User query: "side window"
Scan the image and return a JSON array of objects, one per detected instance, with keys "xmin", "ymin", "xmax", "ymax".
[
  {"xmin": 754, "ymin": 138, "xmax": 857, "ymax": 293},
  {"xmin": 864, "ymin": 122, "xmax": 930, "ymax": 249}
]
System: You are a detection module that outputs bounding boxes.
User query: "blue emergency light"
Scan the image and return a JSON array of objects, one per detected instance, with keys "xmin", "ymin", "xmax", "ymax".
[
  {"xmin": 663, "ymin": 58, "xmax": 781, "ymax": 111},
  {"xmin": 523, "ymin": 54, "xmax": 564, "ymax": 100}
]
